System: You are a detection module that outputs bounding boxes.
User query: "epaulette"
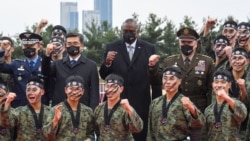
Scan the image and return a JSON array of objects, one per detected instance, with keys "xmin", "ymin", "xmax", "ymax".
[{"xmin": 198, "ymin": 54, "xmax": 214, "ymax": 60}]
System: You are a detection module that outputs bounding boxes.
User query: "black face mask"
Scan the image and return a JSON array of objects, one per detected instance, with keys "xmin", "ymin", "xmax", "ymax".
[
  {"xmin": 181, "ymin": 45, "xmax": 193, "ymax": 56},
  {"xmin": 67, "ymin": 46, "xmax": 80, "ymax": 56},
  {"xmin": 23, "ymin": 48, "xmax": 36, "ymax": 58},
  {"xmin": 123, "ymin": 32, "xmax": 136, "ymax": 44}
]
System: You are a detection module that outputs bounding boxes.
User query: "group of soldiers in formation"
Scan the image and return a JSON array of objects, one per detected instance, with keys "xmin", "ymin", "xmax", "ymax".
[{"xmin": 0, "ymin": 17, "xmax": 250, "ymax": 141}]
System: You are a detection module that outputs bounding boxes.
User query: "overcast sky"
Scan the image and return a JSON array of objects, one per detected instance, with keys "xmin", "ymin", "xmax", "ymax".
[{"xmin": 1, "ymin": 0, "xmax": 250, "ymax": 36}]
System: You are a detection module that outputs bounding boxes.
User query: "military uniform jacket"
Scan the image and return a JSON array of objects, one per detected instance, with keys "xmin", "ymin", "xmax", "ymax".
[
  {"xmin": 0, "ymin": 126, "xmax": 11, "ymax": 141},
  {"xmin": 203, "ymin": 99, "xmax": 247, "ymax": 141},
  {"xmin": 94, "ymin": 101, "xmax": 143, "ymax": 141},
  {"xmin": 43, "ymin": 102, "xmax": 95, "ymax": 141},
  {"xmin": 147, "ymin": 94, "xmax": 205, "ymax": 141},
  {"xmin": 42, "ymin": 55, "xmax": 99, "ymax": 110},
  {"xmin": 0, "ymin": 57, "xmax": 43, "ymax": 103},
  {"xmin": 0, "ymin": 105, "xmax": 51, "ymax": 141},
  {"xmin": 162, "ymin": 53, "xmax": 215, "ymax": 112}
]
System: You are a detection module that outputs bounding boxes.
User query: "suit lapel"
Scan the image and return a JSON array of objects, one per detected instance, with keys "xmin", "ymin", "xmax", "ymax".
[
  {"xmin": 118, "ymin": 41, "xmax": 130, "ymax": 65},
  {"xmin": 130, "ymin": 40, "xmax": 143, "ymax": 65}
]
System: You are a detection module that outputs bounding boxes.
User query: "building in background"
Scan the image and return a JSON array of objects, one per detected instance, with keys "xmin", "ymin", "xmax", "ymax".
[
  {"xmin": 82, "ymin": 10, "xmax": 100, "ymax": 33},
  {"xmin": 60, "ymin": 2, "xmax": 79, "ymax": 31},
  {"xmin": 94, "ymin": 0, "xmax": 112, "ymax": 27}
]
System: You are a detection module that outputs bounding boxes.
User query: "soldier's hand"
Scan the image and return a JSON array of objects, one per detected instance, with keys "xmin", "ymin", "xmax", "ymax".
[
  {"xmin": 149, "ymin": 54, "xmax": 160, "ymax": 67},
  {"xmin": 215, "ymin": 89, "xmax": 229, "ymax": 100},
  {"xmin": 224, "ymin": 46, "xmax": 232, "ymax": 59},
  {"xmin": 120, "ymin": 99, "xmax": 133, "ymax": 115},
  {"xmin": 106, "ymin": 51, "xmax": 118, "ymax": 65},
  {"xmin": 84, "ymin": 138, "xmax": 91, "ymax": 141},
  {"xmin": 52, "ymin": 104, "xmax": 62, "ymax": 128},
  {"xmin": 5, "ymin": 92, "xmax": 16, "ymax": 104},
  {"xmin": 237, "ymin": 78, "xmax": 245, "ymax": 89},
  {"xmin": 205, "ymin": 17, "xmax": 217, "ymax": 29},
  {"xmin": 38, "ymin": 19, "xmax": 48, "ymax": 29},
  {"xmin": 45, "ymin": 43, "xmax": 54, "ymax": 56},
  {"xmin": 181, "ymin": 96, "xmax": 194, "ymax": 110}
]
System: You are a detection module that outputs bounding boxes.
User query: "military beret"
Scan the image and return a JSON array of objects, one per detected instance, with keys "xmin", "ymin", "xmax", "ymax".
[
  {"xmin": 49, "ymin": 36, "xmax": 65, "ymax": 45},
  {"xmin": 52, "ymin": 25, "xmax": 67, "ymax": 35},
  {"xmin": 177, "ymin": 27, "xmax": 199, "ymax": 40},
  {"xmin": 65, "ymin": 75, "xmax": 84, "ymax": 88},
  {"xmin": 26, "ymin": 77, "xmax": 44, "ymax": 89},
  {"xmin": 223, "ymin": 20, "xmax": 237, "ymax": 29},
  {"xmin": 0, "ymin": 36, "xmax": 14, "ymax": 47},
  {"xmin": 213, "ymin": 69, "xmax": 232, "ymax": 82},
  {"xmin": 105, "ymin": 73, "xmax": 124, "ymax": 86},
  {"xmin": 214, "ymin": 35, "xmax": 229, "ymax": 45},
  {"xmin": 19, "ymin": 32, "xmax": 42, "ymax": 45},
  {"xmin": 232, "ymin": 48, "xmax": 248, "ymax": 58},
  {"xmin": 237, "ymin": 22, "xmax": 250, "ymax": 31},
  {"xmin": 163, "ymin": 66, "xmax": 181, "ymax": 78}
]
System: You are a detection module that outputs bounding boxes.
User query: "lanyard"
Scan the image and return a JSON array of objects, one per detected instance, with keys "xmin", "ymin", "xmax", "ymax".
[
  {"xmin": 64, "ymin": 101, "xmax": 81, "ymax": 134},
  {"xmin": 213, "ymin": 101, "xmax": 227, "ymax": 123},
  {"xmin": 161, "ymin": 93, "xmax": 180, "ymax": 124},
  {"xmin": 104, "ymin": 99, "xmax": 121, "ymax": 127},
  {"xmin": 27, "ymin": 104, "xmax": 44, "ymax": 132}
]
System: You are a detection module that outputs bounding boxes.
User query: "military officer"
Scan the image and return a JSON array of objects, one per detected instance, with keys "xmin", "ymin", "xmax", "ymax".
[
  {"xmin": 203, "ymin": 69, "xmax": 247, "ymax": 141},
  {"xmin": 149, "ymin": 27, "xmax": 215, "ymax": 140},
  {"xmin": 43, "ymin": 75, "xmax": 95, "ymax": 141},
  {"xmin": 0, "ymin": 32, "xmax": 44, "ymax": 108},
  {"xmin": 0, "ymin": 36, "xmax": 15, "ymax": 92},
  {"xmin": 0, "ymin": 77, "xmax": 51, "ymax": 141},
  {"xmin": 147, "ymin": 66, "xmax": 205, "ymax": 141},
  {"xmin": 94, "ymin": 73, "xmax": 143, "ymax": 141},
  {"xmin": 0, "ymin": 83, "xmax": 12, "ymax": 141}
]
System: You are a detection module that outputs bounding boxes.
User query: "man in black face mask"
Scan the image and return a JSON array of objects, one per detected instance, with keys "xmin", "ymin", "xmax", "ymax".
[
  {"xmin": 0, "ymin": 32, "xmax": 44, "ymax": 108},
  {"xmin": 149, "ymin": 27, "xmax": 215, "ymax": 141},
  {"xmin": 99, "ymin": 18, "xmax": 162, "ymax": 141},
  {"xmin": 42, "ymin": 32, "xmax": 99, "ymax": 111}
]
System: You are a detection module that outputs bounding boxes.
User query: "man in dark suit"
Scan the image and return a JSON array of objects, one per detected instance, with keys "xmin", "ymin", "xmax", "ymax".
[
  {"xmin": 99, "ymin": 18, "xmax": 162, "ymax": 141},
  {"xmin": 42, "ymin": 32, "xmax": 99, "ymax": 110}
]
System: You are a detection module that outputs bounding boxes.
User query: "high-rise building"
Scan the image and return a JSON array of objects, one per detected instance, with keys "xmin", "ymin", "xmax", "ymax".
[
  {"xmin": 60, "ymin": 2, "xmax": 78, "ymax": 31},
  {"xmin": 94, "ymin": 0, "xmax": 112, "ymax": 27},
  {"xmin": 82, "ymin": 10, "xmax": 100, "ymax": 33}
]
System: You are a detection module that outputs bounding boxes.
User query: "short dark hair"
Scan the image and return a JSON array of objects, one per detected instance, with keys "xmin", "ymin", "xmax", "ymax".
[
  {"xmin": 0, "ymin": 36, "xmax": 14, "ymax": 47},
  {"xmin": 65, "ymin": 32, "xmax": 84, "ymax": 44},
  {"xmin": 122, "ymin": 18, "xmax": 139, "ymax": 30}
]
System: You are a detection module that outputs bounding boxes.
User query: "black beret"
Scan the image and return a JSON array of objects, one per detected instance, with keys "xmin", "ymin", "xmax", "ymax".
[
  {"xmin": 177, "ymin": 27, "xmax": 199, "ymax": 40},
  {"xmin": 105, "ymin": 73, "xmax": 124, "ymax": 86},
  {"xmin": 232, "ymin": 48, "xmax": 248, "ymax": 58},
  {"xmin": 163, "ymin": 66, "xmax": 181, "ymax": 78},
  {"xmin": 237, "ymin": 22, "xmax": 250, "ymax": 31},
  {"xmin": 214, "ymin": 35, "xmax": 229, "ymax": 45},
  {"xmin": 19, "ymin": 32, "xmax": 42, "ymax": 45},
  {"xmin": 26, "ymin": 77, "xmax": 44, "ymax": 89},
  {"xmin": 213, "ymin": 69, "xmax": 232, "ymax": 82},
  {"xmin": 223, "ymin": 20, "xmax": 237, "ymax": 29},
  {"xmin": 52, "ymin": 25, "xmax": 67, "ymax": 34},
  {"xmin": 65, "ymin": 75, "xmax": 84, "ymax": 88},
  {"xmin": 49, "ymin": 36, "xmax": 65, "ymax": 45},
  {"xmin": 0, "ymin": 36, "xmax": 14, "ymax": 47}
]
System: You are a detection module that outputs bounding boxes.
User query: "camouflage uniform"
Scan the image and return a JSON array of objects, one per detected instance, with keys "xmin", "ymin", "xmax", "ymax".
[
  {"xmin": 203, "ymin": 99, "xmax": 247, "ymax": 141},
  {"xmin": 0, "ymin": 105, "xmax": 51, "ymax": 141},
  {"xmin": 94, "ymin": 101, "xmax": 143, "ymax": 141},
  {"xmin": 147, "ymin": 94, "xmax": 205, "ymax": 141},
  {"xmin": 43, "ymin": 102, "xmax": 95, "ymax": 141},
  {"xmin": 161, "ymin": 53, "xmax": 215, "ymax": 113},
  {"xmin": 0, "ymin": 126, "xmax": 11, "ymax": 141}
]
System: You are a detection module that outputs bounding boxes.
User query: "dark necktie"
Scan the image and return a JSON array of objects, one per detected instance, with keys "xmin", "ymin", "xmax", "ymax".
[
  {"xmin": 70, "ymin": 60, "xmax": 76, "ymax": 65},
  {"xmin": 184, "ymin": 58, "xmax": 190, "ymax": 68},
  {"xmin": 29, "ymin": 61, "xmax": 34, "ymax": 69},
  {"xmin": 128, "ymin": 46, "xmax": 134, "ymax": 60}
]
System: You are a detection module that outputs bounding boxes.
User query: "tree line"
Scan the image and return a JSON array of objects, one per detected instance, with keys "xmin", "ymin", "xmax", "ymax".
[{"xmin": 1, "ymin": 13, "xmax": 249, "ymax": 66}]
